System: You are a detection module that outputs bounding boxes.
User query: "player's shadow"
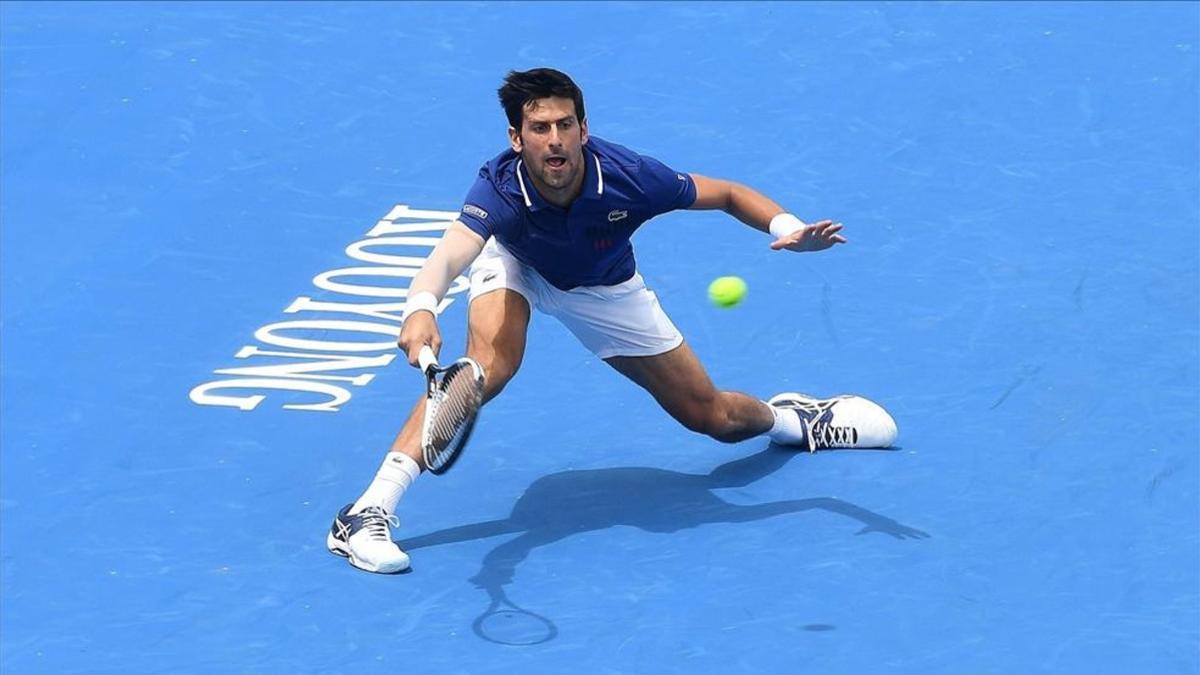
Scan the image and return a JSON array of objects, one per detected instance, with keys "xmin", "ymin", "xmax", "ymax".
[{"xmin": 399, "ymin": 446, "xmax": 928, "ymax": 644}]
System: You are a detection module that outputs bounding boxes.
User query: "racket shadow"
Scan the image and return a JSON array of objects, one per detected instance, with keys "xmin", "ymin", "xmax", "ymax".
[{"xmin": 398, "ymin": 445, "xmax": 929, "ymax": 645}]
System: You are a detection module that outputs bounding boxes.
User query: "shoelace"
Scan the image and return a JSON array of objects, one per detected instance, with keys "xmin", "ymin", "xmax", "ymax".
[
  {"xmin": 783, "ymin": 398, "xmax": 857, "ymax": 450},
  {"xmin": 809, "ymin": 423, "xmax": 858, "ymax": 449},
  {"xmin": 358, "ymin": 508, "xmax": 400, "ymax": 541}
]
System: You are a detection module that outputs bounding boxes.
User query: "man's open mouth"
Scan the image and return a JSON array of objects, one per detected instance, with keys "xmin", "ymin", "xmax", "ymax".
[{"xmin": 546, "ymin": 156, "xmax": 567, "ymax": 168}]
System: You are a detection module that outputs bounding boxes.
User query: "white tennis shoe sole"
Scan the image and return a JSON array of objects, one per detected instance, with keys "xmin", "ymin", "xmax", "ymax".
[{"xmin": 328, "ymin": 530, "xmax": 411, "ymax": 574}]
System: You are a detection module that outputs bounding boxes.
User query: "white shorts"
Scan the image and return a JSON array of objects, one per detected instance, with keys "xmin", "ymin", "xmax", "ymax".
[{"xmin": 467, "ymin": 238, "xmax": 684, "ymax": 359}]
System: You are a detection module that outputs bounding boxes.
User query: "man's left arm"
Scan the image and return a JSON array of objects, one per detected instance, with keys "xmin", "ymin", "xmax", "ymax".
[{"xmin": 687, "ymin": 173, "xmax": 846, "ymax": 253}]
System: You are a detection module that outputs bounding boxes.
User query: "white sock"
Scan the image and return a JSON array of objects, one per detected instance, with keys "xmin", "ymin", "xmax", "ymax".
[
  {"xmin": 765, "ymin": 402, "xmax": 806, "ymax": 445},
  {"xmin": 351, "ymin": 452, "xmax": 421, "ymax": 515}
]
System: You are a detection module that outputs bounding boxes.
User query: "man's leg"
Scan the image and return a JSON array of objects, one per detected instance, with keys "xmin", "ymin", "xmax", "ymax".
[
  {"xmin": 559, "ymin": 273, "xmax": 894, "ymax": 450},
  {"xmin": 605, "ymin": 342, "xmax": 774, "ymax": 444},
  {"xmin": 605, "ymin": 344, "xmax": 897, "ymax": 449},
  {"xmin": 387, "ymin": 288, "xmax": 532, "ymax": 467},
  {"xmin": 328, "ymin": 289, "xmax": 531, "ymax": 573}
]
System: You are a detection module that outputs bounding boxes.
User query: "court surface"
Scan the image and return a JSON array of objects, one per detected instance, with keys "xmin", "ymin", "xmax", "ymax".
[{"xmin": 2, "ymin": 2, "xmax": 1197, "ymax": 673}]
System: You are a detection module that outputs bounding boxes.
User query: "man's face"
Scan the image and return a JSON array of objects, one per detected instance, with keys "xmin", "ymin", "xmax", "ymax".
[{"xmin": 509, "ymin": 96, "xmax": 588, "ymax": 196}]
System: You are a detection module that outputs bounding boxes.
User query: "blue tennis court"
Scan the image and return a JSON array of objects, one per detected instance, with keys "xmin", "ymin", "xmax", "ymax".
[{"xmin": 2, "ymin": 2, "xmax": 1197, "ymax": 672}]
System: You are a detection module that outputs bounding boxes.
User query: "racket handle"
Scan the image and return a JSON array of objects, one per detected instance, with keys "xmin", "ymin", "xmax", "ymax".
[{"xmin": 417, "ymin": 345, "xmax": 438, "ymax": 373}]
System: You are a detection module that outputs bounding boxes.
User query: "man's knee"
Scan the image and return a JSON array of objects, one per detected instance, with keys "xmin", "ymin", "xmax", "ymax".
[
  {"xmin": 469, "ymin": 349, "xmax": 522, "ymax": 401},
  {"xmin": 484, "ymin": 361, "xmax": 519, "ymax": 399}
]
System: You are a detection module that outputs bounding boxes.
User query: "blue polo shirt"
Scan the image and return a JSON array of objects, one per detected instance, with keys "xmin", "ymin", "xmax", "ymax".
[{"xmin": 457, "ymin": 136, "xmax": 697, "ymax": 290}]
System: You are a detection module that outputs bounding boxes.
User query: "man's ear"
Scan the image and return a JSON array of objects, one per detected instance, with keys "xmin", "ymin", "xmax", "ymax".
[
  {"xmin": 508, "ymin": 126, "xmax": 522, "ymax": 153},
  {"xmin": 580, "ymin": 118, "xmax": 589, "ymax": 145}
]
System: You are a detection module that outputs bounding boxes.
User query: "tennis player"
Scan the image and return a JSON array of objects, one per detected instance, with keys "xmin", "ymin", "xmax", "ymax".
[{"xmin": 327, "ymin": 68, "xmax": 897, "ymax": 573}]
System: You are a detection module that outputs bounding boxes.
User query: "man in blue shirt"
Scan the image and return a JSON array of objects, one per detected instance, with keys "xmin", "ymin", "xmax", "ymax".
[{"xmin": 327, "ymin": 68, "xmax": 897, "ymax": 574}]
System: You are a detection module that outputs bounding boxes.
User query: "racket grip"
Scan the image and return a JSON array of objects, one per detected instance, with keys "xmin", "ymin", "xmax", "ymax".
[{"xmin": 417, "ymin": 345, "xmax": 438, "ymax": 373}]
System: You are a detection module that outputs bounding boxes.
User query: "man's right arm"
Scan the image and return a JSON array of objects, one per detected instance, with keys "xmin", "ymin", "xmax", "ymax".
[{"xmin": 397, "ymin": 220, "xmax": 486, "ymax": 366}]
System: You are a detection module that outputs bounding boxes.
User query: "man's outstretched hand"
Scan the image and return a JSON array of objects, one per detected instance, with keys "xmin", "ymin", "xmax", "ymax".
[{"xmin": 770, "ymin": 219, "xmax": 847, "ymax": 252}]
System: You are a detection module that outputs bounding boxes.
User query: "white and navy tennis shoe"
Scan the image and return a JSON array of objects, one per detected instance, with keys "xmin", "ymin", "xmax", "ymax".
[
  {"xmin": 769, "ymin": 392, "xmax": 897, "ymax": 452},
  {"xmin": 327, "ymin": 504, "xmax": 411, "ymax": 574}
]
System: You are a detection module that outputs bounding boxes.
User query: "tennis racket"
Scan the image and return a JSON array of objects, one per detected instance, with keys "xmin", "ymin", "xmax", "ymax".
[{"xmin": 417, "ymin": 345, "xmax": 485, "ymax": 475}]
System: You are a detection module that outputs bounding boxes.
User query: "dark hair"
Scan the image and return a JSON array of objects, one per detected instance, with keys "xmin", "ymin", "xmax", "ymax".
[{"xmin": 497, "ymin": 68, "xmax": 586, "ymax": 130}]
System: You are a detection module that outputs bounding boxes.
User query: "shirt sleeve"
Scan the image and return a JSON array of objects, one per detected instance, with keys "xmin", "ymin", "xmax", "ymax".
[
  {"xmin": 457, "ymin": 171, "xmax": 509, "ymax": 239},
  {"xmin": 638, "ymin": 155, "xmax": 698, "ymax": 216}
]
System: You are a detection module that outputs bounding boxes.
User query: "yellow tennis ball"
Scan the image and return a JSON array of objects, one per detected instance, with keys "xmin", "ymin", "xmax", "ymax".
[{"xmin": 708, "ymin": 276, "xmax": 747, "ymax": 308}]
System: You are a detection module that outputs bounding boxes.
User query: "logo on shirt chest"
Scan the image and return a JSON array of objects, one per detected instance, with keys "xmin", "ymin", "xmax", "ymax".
[{"xmin": 607, "ymin": 209, "xmax": 628, "ymax": 222}]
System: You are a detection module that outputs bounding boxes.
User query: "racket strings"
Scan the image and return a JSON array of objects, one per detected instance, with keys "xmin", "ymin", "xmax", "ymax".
[{"xmin": 425, "ymin": 365, "xmax": 483, "ymax": 467}]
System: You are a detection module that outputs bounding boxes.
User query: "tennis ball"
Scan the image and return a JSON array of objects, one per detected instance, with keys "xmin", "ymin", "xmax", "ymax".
[{"xmin": 708, "ymin": 276, "xmax": 747, "ymax": 308}]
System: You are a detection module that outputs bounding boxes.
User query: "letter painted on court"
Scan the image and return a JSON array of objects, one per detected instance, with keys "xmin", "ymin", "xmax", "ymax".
[{"xmin": 190, "ymin": 204, "xmax": 465, "ymax": 414}]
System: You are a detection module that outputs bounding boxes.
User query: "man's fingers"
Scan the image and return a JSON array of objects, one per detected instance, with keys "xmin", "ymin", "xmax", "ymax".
[
  {"xmin": 406, "ymin": 339, "xmax": 437, "ymax": 367},
  {"xmin": 771, "ymin": 221, "xmax": 845, "ymax": 251},
  {"xmin": 812, "ymin": 222, "xmax": 841, "ymax": 238}
]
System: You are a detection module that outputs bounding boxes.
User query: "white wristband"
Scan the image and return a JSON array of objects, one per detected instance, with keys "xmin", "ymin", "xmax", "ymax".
[
  {"xmin": 401, "ymin": 291, "xmax": 440, "ymax": 323},
  {"xmin": 768, "ymin": 212, "xmax": 805, "ymax": 238}
]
